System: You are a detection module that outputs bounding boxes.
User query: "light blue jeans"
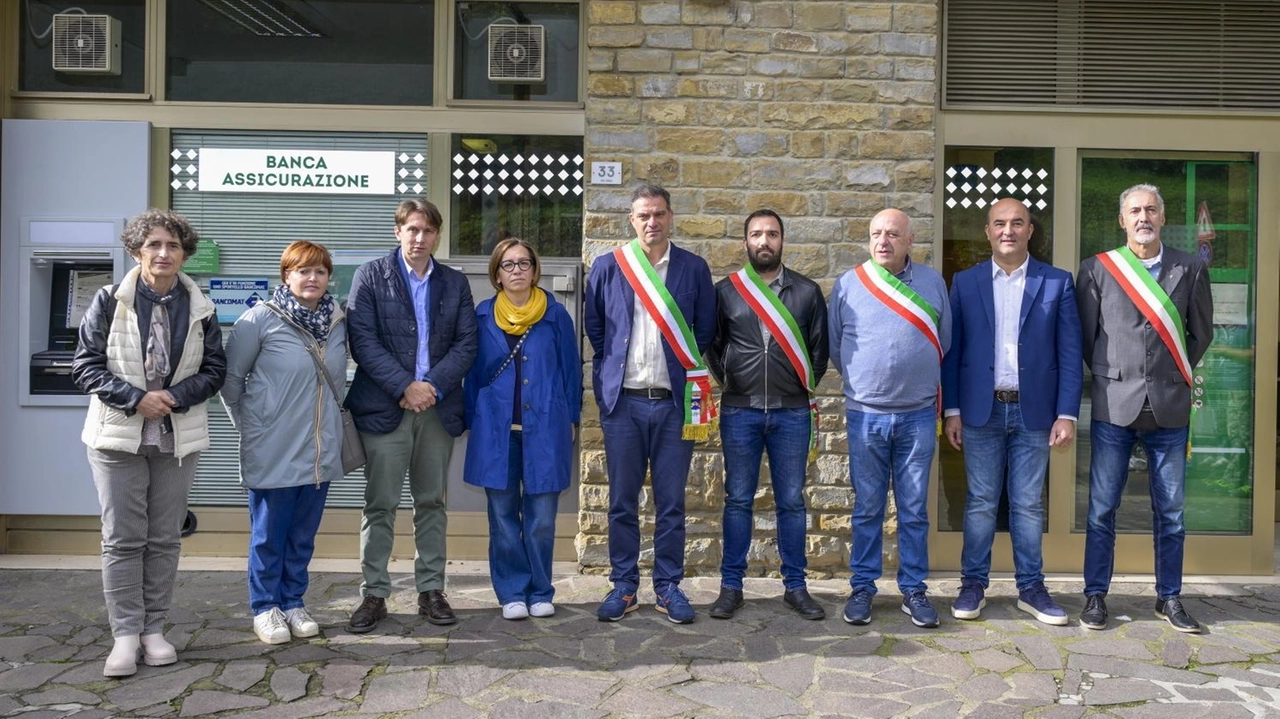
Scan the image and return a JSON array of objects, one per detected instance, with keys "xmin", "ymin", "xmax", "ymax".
[
  {"xmin": 846, "ymin": 406, "xmax": 937, "ymax": 596},
  {"xmin": 959, "ymin": 398, "xmax": 1050, "ymax": 591}
]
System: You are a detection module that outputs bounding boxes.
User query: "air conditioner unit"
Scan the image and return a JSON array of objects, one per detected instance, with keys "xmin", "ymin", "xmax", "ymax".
[
  {"xmin": 52, "ymin": 14, "xmax": 122, "ymax": 75},
  {"xmin": 487, "ymin": 23, "xmax": 545, "ymax": 83}
]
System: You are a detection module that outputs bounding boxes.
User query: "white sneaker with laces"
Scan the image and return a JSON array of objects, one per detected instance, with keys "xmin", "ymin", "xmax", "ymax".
[
  {"xmin": 283, "ymin": 607, "xmax": 320, "ymax": 638},
  {"xmin": 253, "ymin": 607, "xmax": 291, "ymax": 644},
  {"xmin": 529, "ymin": 601, "xmax": 555, "ymax": 618},
  {"xmin": 502, "ymin": 602, "xmax": 529, "ymax": 620}
]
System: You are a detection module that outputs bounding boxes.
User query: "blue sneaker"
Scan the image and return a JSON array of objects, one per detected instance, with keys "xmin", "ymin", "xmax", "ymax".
[
  {"xmin": 1017, "ymin": 583, "xmax": 1068, "ymax": 626},
  {"xmin": 901, "ymin": 591, "xmax": 940, "ymax": 628},
  {"xmin": 655, "ymin": 585, "xmax": 695, "ymax": 624},
  {"xmin": 842, "ymin": 589, "xmax": 873, "ymax": 625},
  {"xmin": 597, "ymin": 585, "xmax": 639, "ymax": 622},
  {"xmin": 951, "ymin": 580, "xmax": 986, "ymax": 620}
]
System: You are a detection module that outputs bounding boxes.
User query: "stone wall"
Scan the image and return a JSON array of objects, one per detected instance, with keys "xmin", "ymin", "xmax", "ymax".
[{"xmin": 577, "ymin": 0, "xmax": 941, "ymax": 581}]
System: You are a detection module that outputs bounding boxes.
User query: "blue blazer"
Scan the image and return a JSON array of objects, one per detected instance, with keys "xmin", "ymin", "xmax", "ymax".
[
  {"xmin": 941, "ymin": 257, "xmax": 1083, "ymax": 431},
  {"xmin": 463, "ymin": 291, "xmax": 582, "ymax": 494},
  {"xmin": 585, "ymin": 243, "xmax": 717, "ymax": 416}
]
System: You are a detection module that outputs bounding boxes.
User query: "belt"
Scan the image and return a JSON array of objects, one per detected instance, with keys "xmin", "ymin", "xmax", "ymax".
[
  {"xmin": 511, "ymin": 424, "xmax": 522, "ymax": 431},
  {"xmin": 995, "ymin": 390, "xmax": 1020, "ymax": 403},
  {"xmin": 624, "ymin": 387, "xmax": 673, "ymax": 400}
]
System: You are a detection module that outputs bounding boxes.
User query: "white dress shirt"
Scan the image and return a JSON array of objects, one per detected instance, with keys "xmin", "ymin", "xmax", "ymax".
[
  {"xmin": 992, "ymin": 256, "xmax": 1029, "ymax": 391},
  {"xmin": 623, "ymin": 243, "xmax": 672, "ymax": 390}
]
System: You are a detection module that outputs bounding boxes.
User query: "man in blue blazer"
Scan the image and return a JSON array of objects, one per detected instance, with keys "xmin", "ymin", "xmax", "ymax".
[
  {"xmin": 941, "ymin": 198, "xmax": 1083, "ymax": 625},
  {"xmin": 585, "ymin": 184, "xmax": 716, "ymax": 624}
]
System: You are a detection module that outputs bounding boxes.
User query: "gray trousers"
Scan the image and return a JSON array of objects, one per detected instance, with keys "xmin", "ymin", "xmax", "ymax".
[
  {"xmin": 87, "ymin": 445, "xmax": 197, "ymax": 637},
  {"xmin": 359, "ymin": 408, "xmax": 454, "ymax": 597}
]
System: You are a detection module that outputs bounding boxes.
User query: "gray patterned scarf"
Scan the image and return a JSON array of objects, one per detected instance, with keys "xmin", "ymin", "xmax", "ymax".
[
  {"xmin": 272, "ymin": 283, "xmax": 335, "ymax": 344},
  {"xmin": 137, "ymin": 280, "xmax": 179, "ymax": 383}
]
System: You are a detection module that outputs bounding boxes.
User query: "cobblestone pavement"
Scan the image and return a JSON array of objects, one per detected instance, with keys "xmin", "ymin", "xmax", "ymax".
[{"xmin": 3, "ymin": 564, "xmax": 1280, "ymax": 718}]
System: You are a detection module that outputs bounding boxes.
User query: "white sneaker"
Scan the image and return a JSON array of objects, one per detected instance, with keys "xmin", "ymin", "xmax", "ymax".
[
  {"xmin": 283, "ymin": 607, "xmax": 320, "ymax": 638},
  {"xmin": 529, "ymin": 601, "xmax": 555, "ymax": 618},
  {"xmin": 502, "ymin": 602, "xmax": 529, "ymax": 620},
  {"xmin": 253, "ymin": 608, "xmax": 291, "ymax": 644},
  {"xmin": 140, "ymin": 633, "xmax": 177, "ymax": 666}
]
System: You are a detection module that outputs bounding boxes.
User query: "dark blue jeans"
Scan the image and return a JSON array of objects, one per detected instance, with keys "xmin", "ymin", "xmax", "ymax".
[
  {"xmin": 600, "ymin": 395, "xmax": 695, "ymax": 593},
  {"xmin": 486, "ymin": 431, "xmax": 561, "ymax": 605},
  {"xmin": 719, "ymin": 405, "xmax": 811, "ymax": 591},
  {"xmin": 846, "ymin": 406, "xmax": 937, "ymax": 596},
  {"xmin": 247, "ymin": 482, "xmax": 330, "ymax": 614},
  {"xmin": 959, "ymin": 398, "xmax": 1051, "ymax": 591},
  {"xmin": 1084, "ymin": 419, "xmax": 1189, "ymax": 599}
]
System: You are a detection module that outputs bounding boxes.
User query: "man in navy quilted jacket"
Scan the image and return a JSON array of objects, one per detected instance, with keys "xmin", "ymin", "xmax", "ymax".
[{"xmin": 343, "ymin": 199, "xmax": 477, "ymax": 633}]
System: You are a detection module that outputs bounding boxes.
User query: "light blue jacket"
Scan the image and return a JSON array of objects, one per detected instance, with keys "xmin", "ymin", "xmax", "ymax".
[
  {"xmin": 222, "ymin": 301, "xmax": 348, "ymax": 489},
  {"xmin": 463, "ymin": 291, "xmax": 582, "ymax": 494}
]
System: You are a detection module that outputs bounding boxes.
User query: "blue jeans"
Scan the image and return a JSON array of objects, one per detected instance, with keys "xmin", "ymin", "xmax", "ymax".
[
  {"xmin": 247, "ymin": 482, "xmax": 330, "ymax": 614},
  {"xmin": 600, "ymin": 395, "xmax": 695, "ymax": 592},
  {"xmin": 1084, "ymin": 419, "xmax": 1188, "ymax": 599},
  {"xmin": 959, "ymin": 398, "xmax": 1050, "ymax": 591},
  {"xmin": 486, "ymin": 431, "xmax": 561, "ymax": 605},
  {"xmin": 847, "ymin": 406, "xmax": 937, "ymax": 596},
  {"xmin": 719, "ymin": 405, "xmax": 811, "ymax": 591}
]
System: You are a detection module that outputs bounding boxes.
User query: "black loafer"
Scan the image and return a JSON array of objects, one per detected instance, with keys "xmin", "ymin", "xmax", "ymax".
[
  {"xmin": 418, "ymin": 590, "xmax": 457, "ymax": 625},
  {"xmin": 346, "ymin": 596, "xmax": 387, "ymax": 634},
  {"xmin": 784, "ymin": 588, "xmax": 826, "ymax": 620},
  {"xmin": 1080, "ymin": 593, "xmax": 1108, "ymax": 630},
  {"xmin": 709, "ymin": 587, "xmax": 744, "ymax": 619},
  {"xmin": 1155, "ymin": 597, "xmax": 1202, "ymax": 634}
]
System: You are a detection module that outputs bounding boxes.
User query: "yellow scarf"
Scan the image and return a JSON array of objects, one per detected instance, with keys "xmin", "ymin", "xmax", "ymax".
[{"xmin": 494, "ymin": 287, "xmax": 547, "ymax": 335}]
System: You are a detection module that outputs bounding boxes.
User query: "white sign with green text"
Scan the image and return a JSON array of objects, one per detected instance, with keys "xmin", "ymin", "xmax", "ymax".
[{"xmin": 198, "ymin": 148, "xmax": 396, "ymax": 195}]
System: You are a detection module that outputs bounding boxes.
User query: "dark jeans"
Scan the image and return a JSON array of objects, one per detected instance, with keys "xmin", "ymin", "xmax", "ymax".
[
  {"xmin": 247, "ymin": 482, "xmax": 330, "ymax": 615},
  {"xmin": 486, "ymin": 431, "xmax": 560, "ymax": 605},
  {"xmin": 719, "ymin": 405, "xmax": 812, "ymax": 591}
]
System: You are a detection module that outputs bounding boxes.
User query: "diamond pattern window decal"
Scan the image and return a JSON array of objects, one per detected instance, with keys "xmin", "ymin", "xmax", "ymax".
[{"xmin": 449, "ymin": 142, "xmax": 585, "ymax": 197}]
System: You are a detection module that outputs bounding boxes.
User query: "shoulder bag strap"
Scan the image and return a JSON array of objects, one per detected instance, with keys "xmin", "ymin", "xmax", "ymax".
[{"xmin": 487, "ymin": 331, "xmax": 528, "ymax": 386}]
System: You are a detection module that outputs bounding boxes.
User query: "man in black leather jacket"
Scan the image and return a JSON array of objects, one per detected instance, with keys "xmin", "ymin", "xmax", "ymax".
[{"xmin": 705, "ymin": 209, "xmax": 828, "ymax": 620}]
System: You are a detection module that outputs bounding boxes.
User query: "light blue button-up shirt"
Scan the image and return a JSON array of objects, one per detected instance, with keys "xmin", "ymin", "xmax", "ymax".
[{"xmin": 399, "ymin": 250, "xmax": 435, "ymax": 387}]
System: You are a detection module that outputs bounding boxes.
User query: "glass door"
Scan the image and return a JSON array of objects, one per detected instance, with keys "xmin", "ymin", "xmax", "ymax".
[{"xmin": 1075, "ymin": 153, "xmax": 1258, "ymax": 539}]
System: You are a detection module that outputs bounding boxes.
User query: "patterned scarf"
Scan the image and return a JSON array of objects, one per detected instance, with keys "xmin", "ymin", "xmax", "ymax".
[
  {"xmin": 136, "ymin": 279, "xmax": 179, "ymax": 383},
  {"xmin": 272, "ymin": 283, "xmax": 335, "ymax": 344}
]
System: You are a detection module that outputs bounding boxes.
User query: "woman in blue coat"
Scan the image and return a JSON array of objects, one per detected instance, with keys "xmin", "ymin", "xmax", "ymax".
[{"xmin": 464, "ymin": 238, "xmax": 581, "ymax": 620}]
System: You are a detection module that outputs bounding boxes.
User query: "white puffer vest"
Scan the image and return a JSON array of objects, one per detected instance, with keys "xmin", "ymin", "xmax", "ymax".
[{"xmin": 81, "ymin": 267, "xmax": 216, "ymax": 460}]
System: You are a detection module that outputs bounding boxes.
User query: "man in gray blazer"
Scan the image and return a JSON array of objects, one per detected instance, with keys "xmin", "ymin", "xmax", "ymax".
[{"xmin": 1076, "ymin": 183, "xmax": 1213, "ymax": 633}]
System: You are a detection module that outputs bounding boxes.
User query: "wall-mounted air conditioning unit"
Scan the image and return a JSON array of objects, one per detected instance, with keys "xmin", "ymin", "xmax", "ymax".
[
  {"xmin": 52, "ymin": 14, "xmax": 122, "ymax": 75},
  {"xmin": 488, "ymin": 23, "xmax": 545, "ymax": 83}
]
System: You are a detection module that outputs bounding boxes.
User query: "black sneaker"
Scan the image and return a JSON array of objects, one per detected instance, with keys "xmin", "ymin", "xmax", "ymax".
[
  {"xmin": 709, "ymin": 587, "xmax": 744, "ymax": 619},
  {"xmin": 1080, "ymin": 594, "xmax": 1108, "ymax": 630},
  {"xmin": 1155, "ymin": 597, "xmax": 1202, "ymax": 634}
]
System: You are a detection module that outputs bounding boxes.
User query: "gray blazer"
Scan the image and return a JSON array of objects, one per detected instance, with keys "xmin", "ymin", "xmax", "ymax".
[{"xmin": 1076, "ymin": 244, "xmax": 1213, "ymax": 428}]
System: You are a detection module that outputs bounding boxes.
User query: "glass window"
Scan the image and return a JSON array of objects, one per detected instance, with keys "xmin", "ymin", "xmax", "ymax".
[
  {"xmin": 449, "ymin": 134, "xmax": 583, "ymax": 257},
  {"xmin": 937, "ymin": 146, "xmax": 1055, "ymax": 533},
  {"xmin": 453, "ymin": 2, "xmax": 579, "ymax": 103},
  {"xmin": 1074, "ymin": 154, "xmax": 1257, "ymax": 536},
  {"xmin": 19, "ymin": 0, "xmax": 146, "ymax": 93},
  {"xmin": 166, "ymin": 0, "xmax": 434, "ymax": 105}
]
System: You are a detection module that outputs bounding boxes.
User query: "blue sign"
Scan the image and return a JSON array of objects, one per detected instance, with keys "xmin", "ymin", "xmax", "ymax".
[{"xmin": 209, "ymin": 278, "xmax": 270, "ymax": 323}]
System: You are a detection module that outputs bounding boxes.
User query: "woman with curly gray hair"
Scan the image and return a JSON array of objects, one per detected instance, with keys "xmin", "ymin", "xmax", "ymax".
[{"xmin": 71, "ymin": 209, "xmax": 226, "ymax": 677}]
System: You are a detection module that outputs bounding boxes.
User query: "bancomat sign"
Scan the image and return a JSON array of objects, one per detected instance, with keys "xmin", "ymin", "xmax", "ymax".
[{"xmin": 197, "ymin": 148, "xmax": 396, "ymax": 195}]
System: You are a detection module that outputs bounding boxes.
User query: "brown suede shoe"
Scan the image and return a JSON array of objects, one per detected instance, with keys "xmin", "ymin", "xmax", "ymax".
[
  {"xmin": 418, "ymin": 590, "xmax": 457, "ymax": 625},
  {"xmin": 346, "ymin": 596, "xmax": 386, "ymax": 634}
]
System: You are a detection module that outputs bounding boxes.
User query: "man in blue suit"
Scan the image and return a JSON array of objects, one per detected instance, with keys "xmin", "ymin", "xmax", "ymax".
[
  {"xmin": 941, "ymin": 198, "xmax": 1083, "ymax": 625},
  {"xmin": 585, "ymin": 185, "xmax": 716, "ymax": 624}
]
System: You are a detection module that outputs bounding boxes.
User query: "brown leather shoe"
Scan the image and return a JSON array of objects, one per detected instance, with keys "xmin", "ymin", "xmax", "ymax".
[
  {"xmin": 418, "ymin": 590, "xmax": 456, "ymax": 625},
  {"xmin": 346, "ymin": 596, "xmax": 386, "ymax": 634}
]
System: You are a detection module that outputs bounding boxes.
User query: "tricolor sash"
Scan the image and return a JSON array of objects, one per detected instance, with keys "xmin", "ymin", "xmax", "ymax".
[
  {"xmin": 614, "ymin": 240, "xmax": 717, "ymax": 440},
  {"xmin": 729, "ymin": 265, "xmax": 820, "ymax": 462},
  {"xmin": 1096, "ymin": 247, "xmax": 1193, "ymax": 386},
  {"xmin": 852, "ymin": 260, "xmax": 942, "ymax": 360}
]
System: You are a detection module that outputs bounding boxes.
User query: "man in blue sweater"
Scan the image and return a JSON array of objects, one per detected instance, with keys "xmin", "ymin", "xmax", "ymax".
[{"xmin": 829, "ymin": 208, "xmax": 951, "ymax": 628}]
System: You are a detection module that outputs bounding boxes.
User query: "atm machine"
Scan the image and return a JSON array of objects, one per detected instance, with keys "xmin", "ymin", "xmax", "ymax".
[{"xmin": 19, "ymin": 219, "xmax": 131, "ymax": 406}]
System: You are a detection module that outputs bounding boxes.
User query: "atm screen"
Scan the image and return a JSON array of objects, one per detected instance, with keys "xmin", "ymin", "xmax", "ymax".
[{"xmin": 48, "ymin": 262, "xmax": 112, "ymax": 351}]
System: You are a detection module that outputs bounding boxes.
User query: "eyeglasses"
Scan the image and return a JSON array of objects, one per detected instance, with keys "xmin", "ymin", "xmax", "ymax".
[{"xmin": 499, "ymin": 259, "xmax": 534, "ymax": 272}]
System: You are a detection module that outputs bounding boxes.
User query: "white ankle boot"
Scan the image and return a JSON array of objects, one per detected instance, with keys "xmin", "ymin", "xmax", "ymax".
[
  {"xmin": 140, "ymin": 633, "xmax": 177, "ymax": 666},
  {"xmin": 103, "ymin": 635, "xmax": 141, "ymax": 677}
]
